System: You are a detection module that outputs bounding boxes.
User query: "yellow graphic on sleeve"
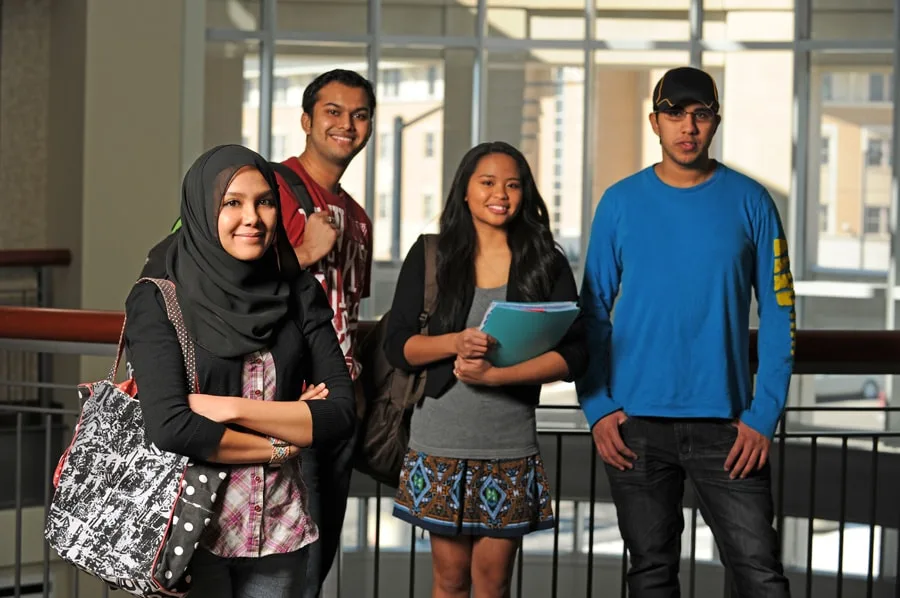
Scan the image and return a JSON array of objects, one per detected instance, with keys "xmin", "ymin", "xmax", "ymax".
[
  {"xmin": 774, "ymin": 238, "xmax": 787, "ymax": 256},
  {"xmin": 773, "ymin": 237, "xmax": 797, "ymax": 355},
  {"xmin": 773, "ymin": 238, "xmax": 795, "ymax": 308},
  {"xmin": 774, "ymin": 273, "xmax": 792, "ymax": 292},
  {"xmin": 774, "ymin": 256, "xmax": 789, "ymax": 273}
]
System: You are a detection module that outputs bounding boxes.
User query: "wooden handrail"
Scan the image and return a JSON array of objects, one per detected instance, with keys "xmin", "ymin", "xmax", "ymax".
[
  {"xmin": 0, "ymin": 306, "xmax": 124, "ymax": 344},
  {"xmin": 1, "ymin": 306, "xmax": 899, "ymax": 374},
  {"xmin": 0, "ymin": 306, "xmax": 376, "ymax": 345},
  {"xmin": 0, "ymin": 249, "xmax": 72, "ymax": 268}
]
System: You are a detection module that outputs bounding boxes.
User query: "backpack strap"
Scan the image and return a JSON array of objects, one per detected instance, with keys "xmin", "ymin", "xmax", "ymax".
[
  {"xmin": 270, "ymin": 161, "xmax": 317, "ymax": 217},
  {"xmin": 109, "ymin": 278, "xmax": 199, "ymax": 394},
  {"xmin": 419, "ymin": 234, "xmax": 439, "ymax": 330}
]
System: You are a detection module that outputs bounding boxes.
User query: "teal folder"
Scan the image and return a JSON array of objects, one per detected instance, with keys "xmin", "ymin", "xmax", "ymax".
[{"xmin": 478, "ymin": 301, "xmax": 580, "ymax": 368}]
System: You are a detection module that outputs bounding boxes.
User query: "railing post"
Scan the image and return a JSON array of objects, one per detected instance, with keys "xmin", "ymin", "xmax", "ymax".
[{"xmin": 36, "ymin": 266, "xmax": 54, "ymax": 406}]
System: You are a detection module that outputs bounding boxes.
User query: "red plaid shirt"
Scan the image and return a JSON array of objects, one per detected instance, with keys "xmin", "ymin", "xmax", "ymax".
[{"xmin": 200, "ymin": 350, "xmax": 318, "ymax": 557}]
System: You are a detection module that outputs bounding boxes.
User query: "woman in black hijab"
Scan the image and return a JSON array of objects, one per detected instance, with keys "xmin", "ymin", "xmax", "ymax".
[{"xmin": 124, "ymin": 145, "xmax": 355, "ymax": 597}]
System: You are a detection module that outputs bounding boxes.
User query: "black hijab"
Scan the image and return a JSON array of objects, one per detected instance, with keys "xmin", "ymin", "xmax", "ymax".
[{"xmin": 166, "ymin": 144, "xmax": 302, "ymax": 358}]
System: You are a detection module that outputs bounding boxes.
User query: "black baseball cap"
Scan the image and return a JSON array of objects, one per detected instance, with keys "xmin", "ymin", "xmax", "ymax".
[{"xmin": 652, "ymin": 67, "xmax": 720, "ymax": 114}]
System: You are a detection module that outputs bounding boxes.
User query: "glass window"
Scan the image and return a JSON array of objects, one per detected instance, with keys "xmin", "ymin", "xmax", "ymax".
[
  {"xmin": 273, "ymin": 76, "xmax": 289, "ymax": 104},
  {"xmin": 819, "ymin": 71, "xmax": 894, "ymax": 104},
  {"xmin": 277, "ymin": 0, "xmax": 367, "ymax": 35},
  {"xmin": 374, "ymin": 47, "xmax": 456, "ymax": 281},
  {"xmin": 206, "ymin": 0, "xmax": 260, "ymax": 30},
  {"xmin": 427, "ymin": 66, "xmax": 438, "ymax": 97},
  {"xmin": 382, "ymin": 69, "xmax": 402, "ymax": 98},
  {"xmin": 243, "ymin": 78, "xmax": 256, "ymax": 105},
  {"xmin": 809, "ymin": 57, "xmax": 894, "ymax": 273},
  {"xmin": 377, "ymin": 193, "xmax": 389, "ymax": 219},
  {"xmin": 864, "ymin": 206, "xmax": 885, "ymax": 235},
  {"xmin": 271, "ymin": 134, "xmax": 288, "ymax": 161},
  {"xmin": 822, "ymin": 74, "xmax": 833, "ymax": 101},
  {"xmin": 801, "ymin": 55, "xmax": 895, "ymax": 440},
  {"xmin": 867, "ymin": 138, "xmax": 884, "ymax": 167},
  {"xmin": 383, "ymin": 0, "xmax": 475, "ymax": 36},
  {"xmin": 702, "ymin": 6, "xmax": 794, "ymax": 43},
  {"xmin": 811, "ymin": 2, "xmax": 895, "ymax": 40},
  {"xmin": 595, "ymin": 5, "xmax": 690, "ymax": 41},
  {"xmin": 205, "ymin": 41, "xmax": 261, "ymax": 151},
  {"xmin": 487, "ymin": 0, "xmax": 586, "ymax": 41},
  {"xmin": 423, "ymin": 193, "xmax": 436, "ymax": 221},
  {"xmin": 379, "ymin": 133, "xmax": 390, "ymax": 159},
  {"xmin": 869, "ymin": 73, "xmax": 885, "ymax": 102}
]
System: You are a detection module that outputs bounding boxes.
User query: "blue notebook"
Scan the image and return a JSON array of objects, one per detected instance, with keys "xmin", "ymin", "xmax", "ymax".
[{"xmin": 478, "ymin": 301, "xmax": 580, "ymax": 368}]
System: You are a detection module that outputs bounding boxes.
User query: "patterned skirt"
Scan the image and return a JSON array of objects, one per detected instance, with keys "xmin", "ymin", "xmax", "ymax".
[{"xmin": 392, "ymin": 449, "xmax": 555, "ymax": 538}]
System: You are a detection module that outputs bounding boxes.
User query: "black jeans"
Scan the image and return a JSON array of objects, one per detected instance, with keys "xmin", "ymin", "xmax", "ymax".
[
  {"xmin": 606, "ymin": 417, "xmax": 791, "ymax": 598},
  {"xmin": 188, "ymin": 547, "xmax": 309, "ymax": 598},
  {"xmin": 299, "ymin": 429, "xmax": 357, "ymax": 598}
]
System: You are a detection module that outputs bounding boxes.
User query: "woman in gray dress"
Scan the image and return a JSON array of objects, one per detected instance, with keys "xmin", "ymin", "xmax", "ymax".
[{"xmin": 385, "ymin": 141, "xmax": 587, "ymax": 598}]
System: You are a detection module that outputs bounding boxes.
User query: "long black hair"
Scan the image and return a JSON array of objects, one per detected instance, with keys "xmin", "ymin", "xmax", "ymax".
[{"xmin": 434, "ymin": 141, "xmax": 559, "ymax": 330}]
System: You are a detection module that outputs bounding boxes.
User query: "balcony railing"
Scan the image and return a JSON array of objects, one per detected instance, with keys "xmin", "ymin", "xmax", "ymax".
[
  {"xmin": 0, "ymin": 249, "xmax": 71, "ymax": 408},
  {"xmin": 1, "ymin": 303, "xmax": 900, "ymax": 598}
]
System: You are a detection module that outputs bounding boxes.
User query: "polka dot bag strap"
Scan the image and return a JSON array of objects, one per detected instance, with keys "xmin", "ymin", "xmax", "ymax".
[{"xmin": 136, "ymin": 277, "xmax": 198, "ymax": 393}]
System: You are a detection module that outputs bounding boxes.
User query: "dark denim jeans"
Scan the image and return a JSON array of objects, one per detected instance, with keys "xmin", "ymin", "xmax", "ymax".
[
  {"xmin": 606, "ymin": 417, "xmax": 791, "ymax": 598},
  {"xmin": 299, "ymin": 429, "xmax": 358, "ymax": 598},
  {"xmin": 188, "ymin": 547, "xmax": 309, "ymax": 598}
]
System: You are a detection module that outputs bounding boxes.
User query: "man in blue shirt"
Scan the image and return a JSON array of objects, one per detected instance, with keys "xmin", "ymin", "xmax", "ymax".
[{"xmin": 577, "ymin": 66, "xmax": 794, "ymax": 597}]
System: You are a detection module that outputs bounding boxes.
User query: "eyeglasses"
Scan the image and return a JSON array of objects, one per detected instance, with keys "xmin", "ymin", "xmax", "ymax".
[{"xmin": 657, "ymin": 108, "xmax": 717, "ymax": 123}]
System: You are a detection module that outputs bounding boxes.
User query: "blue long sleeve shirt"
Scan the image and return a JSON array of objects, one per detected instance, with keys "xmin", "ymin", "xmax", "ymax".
[{"xmin": 576, "ymin": 164, "xmax": 795, "ymax": 439}]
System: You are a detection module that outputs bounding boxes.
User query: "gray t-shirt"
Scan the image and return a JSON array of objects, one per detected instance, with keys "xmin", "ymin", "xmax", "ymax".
[{"xmin": 408, "ymin": 285, "xmax": 539, "ymax": 460}]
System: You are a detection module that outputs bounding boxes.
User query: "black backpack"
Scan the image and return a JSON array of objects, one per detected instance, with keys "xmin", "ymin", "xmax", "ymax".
[{"xmin": 355, "ymin": 234, "xmax": 438, "ymax": 487}]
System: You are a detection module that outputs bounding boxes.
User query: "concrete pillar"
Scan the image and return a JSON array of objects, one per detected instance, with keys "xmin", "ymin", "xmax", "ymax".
[
  {"xmin": 441, "ymin": 50, "xmax": 476, "ymax": 195},
  {"xmin": 0, "ymin": 0, "xmax": 51, "ymax": 251},
  {"xmin": 204, "ymin": 43, "xmax": 250, "ymax": 149},
  {"xmin": 485, "ymin": 53, "xmax": 528, "ymax": 146},
  {"xmin": 46, "ymin": 0, "xmax": 200, "ymax": 383}
]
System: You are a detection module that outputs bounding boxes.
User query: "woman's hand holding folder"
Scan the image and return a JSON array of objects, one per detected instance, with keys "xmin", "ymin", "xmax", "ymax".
[
  {"xmin": 454, "ymin": 327, "xmax": 497, "ymax": 359},
  {"xmin": 453, "ymin": 356, "xmax": 499, "ymax": 386}
]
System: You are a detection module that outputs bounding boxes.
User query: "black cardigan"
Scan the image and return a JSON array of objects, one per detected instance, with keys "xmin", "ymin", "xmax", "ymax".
[
  {"xmin": 383, "ymin": 234, "xmax": 588, "ymax": 404},
  {"xmin": 123, "ymin": 275, "xmax": 356, "ymax": 462}
]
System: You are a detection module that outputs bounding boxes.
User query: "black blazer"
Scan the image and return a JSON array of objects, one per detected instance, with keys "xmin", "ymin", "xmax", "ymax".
[
  {"xmin": 384, "ymin": 234, "xmax": 588, "ymax": 405},
  {"xmin": 124, "ymin": 275, "xmax": 356, "ymax": 462}
]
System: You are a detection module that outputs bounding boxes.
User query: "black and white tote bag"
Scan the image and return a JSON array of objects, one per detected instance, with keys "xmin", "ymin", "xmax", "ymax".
[{"xmin": 45, "ymin": 278, "xmax": 228, "ymax": 597}]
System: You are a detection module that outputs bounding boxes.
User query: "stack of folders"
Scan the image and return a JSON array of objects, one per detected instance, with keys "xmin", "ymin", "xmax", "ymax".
[{"xmin": 478, "ymin": 301, "xmax": 580, "ymax": 368}]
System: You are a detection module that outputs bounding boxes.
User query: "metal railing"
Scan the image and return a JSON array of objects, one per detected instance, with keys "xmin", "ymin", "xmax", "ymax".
[
  {"xmin": 1, "ymin": 304, "xmax": 900, "ymax": 597},
  {"xmin": 0, "ymin": 249, "xmax": 71, "ymax": 406},
  {"xmin": 3, "ymin": 399, "xmax": 899, "ymax": 598}
]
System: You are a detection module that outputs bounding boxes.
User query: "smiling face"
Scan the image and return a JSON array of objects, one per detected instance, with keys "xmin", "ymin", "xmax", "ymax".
[
  {"xmin": 217, "ymin": 166, "xmax": 278, "ymax": 261},
  {"xmin": 650, "ymin": 101, "xmax": 720, "ymax": 168},
  {"xmin": 465, "ymin": 153, "xmax": 522, "ymax": 230},
  {"xmin": 301, "ymin": 81, "xmax": 372, "ymax": 167}
]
